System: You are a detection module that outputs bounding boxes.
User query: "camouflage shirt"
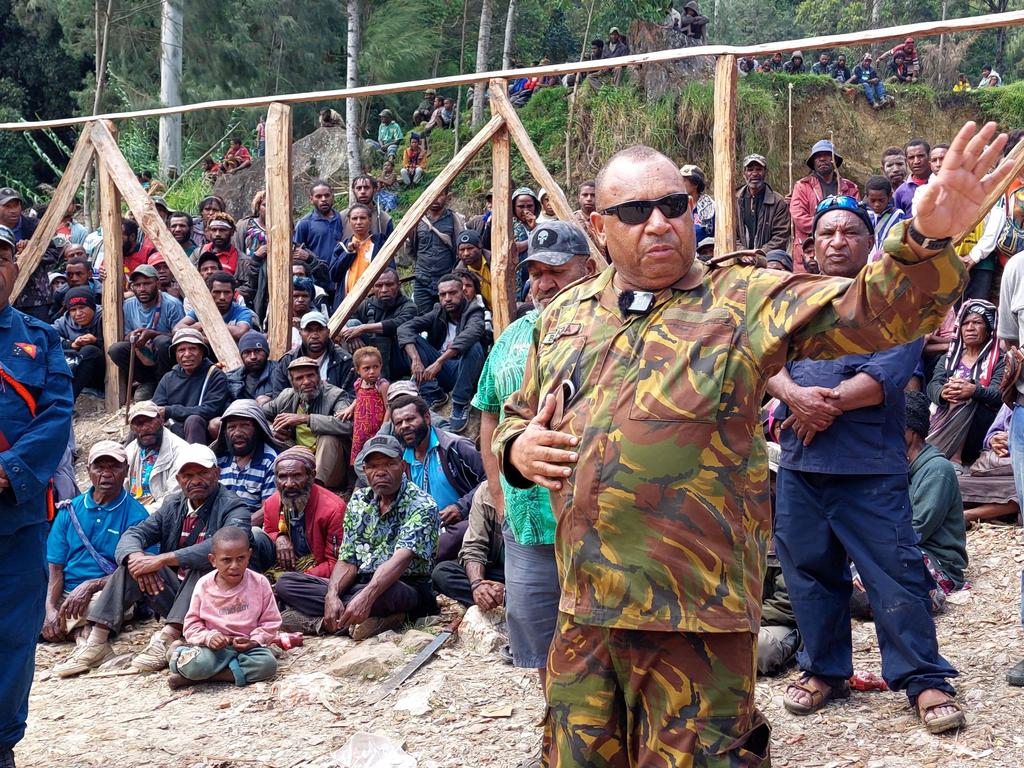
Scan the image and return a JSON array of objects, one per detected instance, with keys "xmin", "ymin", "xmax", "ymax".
[{"xmin": 494, "ymin": 221, "xmax": 966, "ymax": 633}]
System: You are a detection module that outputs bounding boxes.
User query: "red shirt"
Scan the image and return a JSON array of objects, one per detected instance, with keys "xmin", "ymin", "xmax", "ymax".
[{"xmin": 199, "ymin": 243, "xmax": 239, "ymax": 275}]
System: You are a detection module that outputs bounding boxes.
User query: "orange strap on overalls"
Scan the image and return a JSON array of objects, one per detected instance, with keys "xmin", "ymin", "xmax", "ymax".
[{"xmin": 0, "ymin": 366, "xmax": 56, "ymax": 521}]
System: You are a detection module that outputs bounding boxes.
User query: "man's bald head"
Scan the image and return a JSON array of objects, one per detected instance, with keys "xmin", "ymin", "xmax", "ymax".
[{"xmin": 595, "ymin": 146, "xmax": 674, "ymax": 206}]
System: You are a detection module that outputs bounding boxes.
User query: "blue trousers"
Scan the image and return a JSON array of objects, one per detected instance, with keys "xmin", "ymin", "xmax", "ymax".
[
  {"xmin": 411, "ymin": 336, "xmax": 485, "ymax": 408},
  {"xmin": 774, "ymin": 469, "xmax": 957, "ymax": 702},
  {"xmin": 863, "ymin": 81, "xmax": 888, "ymax": 105},
  {"xmin": 170, "ymin": 645, "xmax": 278, "ymax": 686},
  {"xmin": 0, "ymin": 522, "xmax": 47, "ymax": 748},
  {"xmin": 1010, "ymin": 405, "xmax": 1024, "ymax": 627}
]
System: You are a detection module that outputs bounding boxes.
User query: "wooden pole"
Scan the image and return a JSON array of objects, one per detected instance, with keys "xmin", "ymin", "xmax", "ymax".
[
  {"xmin": 326, "ymin": 114, "xmax": 506, "ymax": 336},
  {"xmin": 10, "ymin": 127, "xmax": 96, "ymax": 301},
  {"xmin": 265, "ymin": 102, "xmax": 293, "ymax": 359},
  {"xmin": 98, "ymin": 122, "xmax": 125, "ymax": 413},
  {"xmin": 489, "ymin": 79, "xmax": 608, "ymax": 269},
  {"xmin": 491, "ymin": 125, "xmax": 514, "ymax": 336},
  {"xmin": 89, "ymin": 120, "xmax": 243, "ymax": 369},
  {"xmin": 713, "ymin": 55, "xmax": 738, "ymax": 255},
  {"xmin": 4, "ymin": 11, "xmax": 1024, "ymax": 131}
]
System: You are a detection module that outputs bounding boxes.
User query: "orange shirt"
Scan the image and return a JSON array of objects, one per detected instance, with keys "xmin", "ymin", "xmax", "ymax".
[{"xmin": 345, "ymin": 236, "xmax": 375, "ymax": 293}]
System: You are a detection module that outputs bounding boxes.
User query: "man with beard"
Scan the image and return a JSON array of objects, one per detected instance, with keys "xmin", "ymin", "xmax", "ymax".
[
  {"xmin": 42, "ymin": 442, "xmax": 149, "ymax": 644},
  {"xmin": 790, "ymin": 140, "xmax": 860, "ymax": 271},
  {"xmin": 894, "ymin": 138, "xmax": 932, "ymax": 214},
  {"xmin": 408, "ymin": 188, "xmax": 465, "ymax": 312},
  {"xmin": 734, "ymin": 154, "xmax": 792, "ymax": 253},
  {"xmin": 341, "ymin": 174, "xmax": 394, "ymax": 242},
  {"xmin": 147, "ymin": 253, "xmax": 182, "ymax": 300},
  {"xmin": 196, "ymin": 213, "xmax": 240, "ymax": 275},
  {"xmin": 121, "ymin": 218, "xmax": 157, "ymax": 274},
  {"xmin": 263, "ymin": 357, "xmax": 352, "ymax": 491},
  {"xmin": 53, "ymin": 444, "xmax": 253, "ymax": 677},
  {"xmin": 271, "ymin": 310, "xmax": 355, "ymax": 397},
  {"xmin": 398, "ymin": 274, "xmax": 486, "ymax": 432},
  {"xmin": 153, "ymin": 328, "xmax": 230, "ymax": 444},
  {"xmin": 263, "ymin": 448, "xmax": 346, "ymax": 628},
  {"xmin": 273, "ymin": 435, "xmax": 439, "ymax": 639},
  {"xmin": 125, "ymin": 401, "xmax": 188, "ymax": 511},
  {"xmin": 293, "ymin": 180, "xmax": 343, "ymax": 268},
  {"xmin": 226, "ymin": 331, "xmax": 278, "ymax": 405},
  {"xmin": 169, "ymin": 211, "xmax": 197, "ymax": 260},
  {"xmin": 0, "ymin": 223, "xmax": 73, "ymax": 768},
  {"xmin": 175, "ymin": 271, "xmax": 255, "ymax": 342},
  {"xmin": 390, "ymin": 394, "xmax": 484, "ymax": 562},
  {"xmin": 108, "ymin": 264, "xmax": 186, "ymax": 400},
  {"xmin": 339, "ymin": 269, "xmax": 416, "ymax": 380},
  {"xmin": 455, "ymin": 230, "xmax": 492, "ymax": 306},
  {"xmin": 882, "ymin": 147, "xmax": 909, "ymax": 190},
  {"xmin": 213, "ymin": 399, "xmax": 283, "ymax": 521}
]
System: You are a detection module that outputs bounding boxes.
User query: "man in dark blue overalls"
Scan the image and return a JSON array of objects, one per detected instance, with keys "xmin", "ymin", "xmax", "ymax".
[
  {"xmin": 767, "ymin": 196, "xmax": 964, "ymax": 736},
  {"xmin": 0, "ymin": 225, "xmax": 74, "ymax": 767}
]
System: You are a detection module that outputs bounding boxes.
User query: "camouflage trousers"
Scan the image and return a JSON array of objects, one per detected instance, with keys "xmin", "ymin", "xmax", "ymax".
[{"xmin": 544, "ymin": 614, "xmax": 770, "ymax": 768}]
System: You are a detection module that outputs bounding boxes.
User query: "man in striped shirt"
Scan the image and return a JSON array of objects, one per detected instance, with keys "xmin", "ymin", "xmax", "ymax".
[{"xmin": 213, "ymin": 400, "xmax": 282, "ymax": 525}]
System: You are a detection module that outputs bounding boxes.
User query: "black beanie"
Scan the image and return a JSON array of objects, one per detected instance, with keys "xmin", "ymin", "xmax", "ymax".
[{"xmin": 64, "ymin": 286, "xmax": 97, "ymax": 311}]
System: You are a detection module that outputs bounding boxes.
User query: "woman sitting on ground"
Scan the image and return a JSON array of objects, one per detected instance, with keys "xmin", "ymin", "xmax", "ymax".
[{"xmin": 926, "ymin": 299, "xmax": 1005, "ymax": 470}]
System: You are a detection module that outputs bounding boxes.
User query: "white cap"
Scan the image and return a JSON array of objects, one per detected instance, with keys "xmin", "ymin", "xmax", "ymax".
[{"xmin": 174, "ymin": 443, "xmax": 218, "ymax": 473}]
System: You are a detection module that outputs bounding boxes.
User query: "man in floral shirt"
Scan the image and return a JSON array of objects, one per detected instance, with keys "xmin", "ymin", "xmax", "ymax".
[{"xmin": 273, "ymin": 434, "xmax": 440, "ymax": 640}]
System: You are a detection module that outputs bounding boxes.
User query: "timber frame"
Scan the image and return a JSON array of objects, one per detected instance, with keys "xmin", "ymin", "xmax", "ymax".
[{"xmin": 8, "ymin": 10, "xmax": 1024, "ymax": 414}]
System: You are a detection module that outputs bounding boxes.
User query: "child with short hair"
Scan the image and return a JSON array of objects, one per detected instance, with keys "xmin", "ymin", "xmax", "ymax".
[
  {"xmin": 167, "ymin": 527, "xmax": 281, "ymax": 689},
  {"xmin": 338, "ymin": 346, "xmax": 389, "ymax": 465}
]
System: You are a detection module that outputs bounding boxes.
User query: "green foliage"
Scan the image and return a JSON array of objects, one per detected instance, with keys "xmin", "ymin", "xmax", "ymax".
[
  {"xmin": 976, "ymin": 81, "xmax": 1024, "ymax": 129},
  {"xmin": 164, "ymin": 172, "xmax": 212, "ymax": 214}
]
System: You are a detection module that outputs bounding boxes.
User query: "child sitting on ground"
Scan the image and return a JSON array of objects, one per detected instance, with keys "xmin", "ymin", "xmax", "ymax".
[
  {"xmin": 338, "ymin": 346, "xmax": 389, "ymax": 466},
  {"xmin": 168, "ymin": 526, "xmax": 282, "ymax": 690}
]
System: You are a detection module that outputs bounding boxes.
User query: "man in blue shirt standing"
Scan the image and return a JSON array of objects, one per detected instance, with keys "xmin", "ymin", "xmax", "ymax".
[
  {"xmin": 0, "ymin": 225, "xmax": 74, "ymax": 768},
  {"xmin": 293, "ymin": 180, "xmax": 343, "ymax": 271},
  {"xmin": 41, "ymin": 441, "xmax": 149, "ymax": 644},
  {"xmin": 767, "ymin": 196, "xmax": 964, "ymax": 735}
]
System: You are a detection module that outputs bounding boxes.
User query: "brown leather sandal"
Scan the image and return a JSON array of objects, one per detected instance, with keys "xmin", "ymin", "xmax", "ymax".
[
  {"xmin": 917, "ymin": 693, "xmax": 966, "ymax": 734},
  {"xmin": 783, "ymin": 673, "xmax": 850, "ymax": 715}
]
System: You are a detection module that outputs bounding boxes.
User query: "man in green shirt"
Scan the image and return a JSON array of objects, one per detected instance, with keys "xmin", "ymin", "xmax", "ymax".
[
  {"xmin": 472, "ymin": 221, "xmax": 593, "ymax": 768},
  {"xmin": 366, "ymin": 109, "xmax": 403, "ymax": 160}
]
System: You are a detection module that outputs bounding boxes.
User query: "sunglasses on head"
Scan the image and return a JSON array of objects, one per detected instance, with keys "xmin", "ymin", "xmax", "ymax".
[
  {"xmin": 814, "ymin": 195, "xmax": 860, "ymax": 215},
  {"xmin": 599, "ymin": 193, "xmax": 690, "ymax": 225}
]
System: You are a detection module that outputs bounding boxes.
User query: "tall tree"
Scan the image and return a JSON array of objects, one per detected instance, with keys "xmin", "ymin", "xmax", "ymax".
[
  {"xmin": 472, "ymin": 0, "xmax": 494, "ymax": 128},
  {"xmin": 158, "ymin": 0, "xmax": 183, "ymax": 179},
  {"xmin": 502, "ymin": 0, "xmax": 518, "ymax": 68},
  {"xmin": 346, "ymin": 0, "xmax": 363, "ymax": 180}
]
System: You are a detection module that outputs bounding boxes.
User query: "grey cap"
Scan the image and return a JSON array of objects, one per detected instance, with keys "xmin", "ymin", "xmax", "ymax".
[
  {"xmin": 0, "ymin": 187, "xmax": 22, "ymax": 206},
  {"xmin": 696, "ymin": 237, "xmax": 715, "ymax": 251},
  {"xmin": 0, "ymin": 226, "xmax": 16, "ymax": 252},
  {"xmin": 358, "ymin": 434, "xmax": 405, "ymax": 467},
  {"xmin": 150, "ymin": 195, "xmax": 169, "ymax": 211},
  {"xmin": 129, "ymin": 264, "xmax": 159, "ymax": 280},
  {"xmin": 524, "ymin": 221, "xmax": 590, "ymax": 266},
  {"xmin": 299, "ymin": 310, "xmax": 329, "ymax": 329},
  {"xmin": 742, "ymin": 153, "xmax": 767, "ymax": 168}
]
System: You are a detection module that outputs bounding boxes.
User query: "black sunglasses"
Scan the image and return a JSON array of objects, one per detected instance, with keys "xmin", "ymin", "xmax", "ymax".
[{"xmin": 598, "ymin": 193, "xmax": 690, "ymax": 225}]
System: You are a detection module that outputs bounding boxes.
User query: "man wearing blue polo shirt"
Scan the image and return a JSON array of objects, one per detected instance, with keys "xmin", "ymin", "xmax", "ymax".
[
  {"xmin": 41, "ymin": 441, "xmax": 149, "ymax": 644},
  {"xmin": 294, "ymin": 180, "xmax": 343, "ymax": 269},
  {"xmin": 176, "ymin": 270, "xmax": 256, "ymax": 342}
]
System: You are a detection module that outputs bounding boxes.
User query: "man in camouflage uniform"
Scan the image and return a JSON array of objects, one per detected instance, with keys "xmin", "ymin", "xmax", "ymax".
[{"xmin": 494, "ymin": 123, "xmax": 1012, "ymax": 767}]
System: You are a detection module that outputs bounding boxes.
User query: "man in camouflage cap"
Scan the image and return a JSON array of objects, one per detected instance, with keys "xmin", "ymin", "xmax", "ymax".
[{"xmin": 494, "ymin": 122, "xmax": 1013, "ymax": 766}]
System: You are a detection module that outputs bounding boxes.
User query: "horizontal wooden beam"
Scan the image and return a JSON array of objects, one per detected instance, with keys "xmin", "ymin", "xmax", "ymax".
[
  {"xmin": 2, "ymin": 11, "xmax": 1023, "ymax": 132},
  {"xmin": 326, "ymin": 113, "xmax": 506, "ymax": 336}
]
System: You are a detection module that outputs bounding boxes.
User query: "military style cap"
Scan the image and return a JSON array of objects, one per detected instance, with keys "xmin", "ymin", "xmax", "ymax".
[{"xmin": 524, "ymin": 221, "xmax": 590, "ymax": 267}]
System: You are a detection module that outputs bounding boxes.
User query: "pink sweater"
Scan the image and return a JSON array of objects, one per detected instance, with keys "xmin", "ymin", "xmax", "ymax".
[{"xmin": 183, "ymin": 569, "xmax": 282, "ymax": 648}]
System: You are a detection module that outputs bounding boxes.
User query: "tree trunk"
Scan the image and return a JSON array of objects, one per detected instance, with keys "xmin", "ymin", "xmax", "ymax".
[
  {"xmin": 502, "ymin": 0, "xmax": 517, "ymax": 70},
  {"xmin": 346, "ymin": 0, "xmax": 363, "ymax": 181},
  {"xmin": 472, "ymin": 0, "xmax": 494, "ymax": 128},
  {"xmin": 158, "ymin": 0, "xmax": 183, "ymax": 180}
]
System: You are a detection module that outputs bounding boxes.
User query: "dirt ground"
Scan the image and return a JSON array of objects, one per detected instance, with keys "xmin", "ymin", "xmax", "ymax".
[{"xmin": 20, "ymin": 407, "xmax": 1024, "ymax": 768}]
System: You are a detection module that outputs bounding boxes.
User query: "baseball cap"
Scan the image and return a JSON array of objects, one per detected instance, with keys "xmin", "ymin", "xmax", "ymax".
[
  {"xmin": 0, "ymin": 187, "xmax": 22, "ymax": 206},
  {"xmin": 358, "ymin": 434, "xmax": 404, "ymax": 467},
  {"xmin": 88, "ymin": 440, "xmax": 128, "ymax": 466},
  {"xmin": 696, "ymin": 237, "xmax": 715, "ymax": 251},
  {"xmin": 147, "ymin": 252, "xmax": 167, "ymax": 266},
  {"xmin": 150, "ymin": 196, "xmax": 169, "ymax": 212},
  {"xmin": 196, "ymin": 251, "xmax": 222, "ymax": 269},
  {"xmin": 299, "ymin": 310, "xmax": 329, "ymax": 329},
  {"xmin": 0, "ymin": 226, "xmax": 15, "ymax": 251},
  {"xmin": 680, "ymin": 164, "xmax": 705, "ymax": 181},
  {"xmin": 288, "ymin": 355, "xmax": 320, "ymax": 371},
  {"xmin": 129, "ymin": 264, "xmax": 159, "ymax": 281},
  {"xmin": 387, "ymin": 379, "xmax": 419, "ymax": 403},
  {"xmin": 128, "ymin": 400, "xmax": 161, "ymax": 422},
  {"xmin": 174, "ymin": 443, "xmax": 218, "ymax": 473},
  {"xmin": 379, "ymin": 108, "xmax": 394, "ymax": 118},
  {"xmin": 169, "ymin": 327, "xmax": 208, "ymax": 351},
  {"xmin": 609, "ymin": 26, "xmax": 621, "ymax": 34},
  {"xmin": 742, "ymin": 154, "xmax": 767, "ymax": 168},
  {"xmin": 456, "ymin": 230, "xmax": 481, "ymax": 248},
  {"xmin": 524, "ymin": 221, "xmax": 590, "ymax": 266}
]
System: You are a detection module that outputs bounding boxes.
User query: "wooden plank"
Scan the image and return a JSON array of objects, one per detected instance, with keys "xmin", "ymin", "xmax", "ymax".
[
  {"xmin": 490, "ymin": 125, "xmax": 515, "ymax": 336},
  {"xmin": 3, "ymin": 10, "xmax": 1024, "ymax": 131},
  {"xmin": 712, "ymin": 55, "xmax": 738, "ymax": 257},
  {"xmin": 326, "ymin": 114, "xmax": 506, "ymax": 336},
  {"xmin": 89, "ymin": 120, "xmax": 242, "ymax": 369},
  {"xmin": 954, "ymin": 137, "xmax": 1024, "ymax": 245},
  {"xmin": 489, "ymin": 79, "xmax": 608, "ymax": 270},
  {"xmin": 265, "ymin": 103, "xmax": 293, "ymax": 358},
  {"xmin": 10, "ymin": 126, "xmax": 95, "ymax": 300},
  {"xmin": 98, "ymin": 123, "xmax": 125, "ymax": 413}
]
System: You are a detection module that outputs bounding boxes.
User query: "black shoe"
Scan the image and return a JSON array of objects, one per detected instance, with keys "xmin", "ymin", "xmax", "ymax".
[
  {"xmin": 499, "ymin": 643, "xmax": 514, "ymax": 665},
  {"xmin": 0, "ymin": 747, "xmax": 16, "ymax": 768},
  {"xmin": 1008, "ymin": 658, "xmax": 1024, "ymax": 686}
]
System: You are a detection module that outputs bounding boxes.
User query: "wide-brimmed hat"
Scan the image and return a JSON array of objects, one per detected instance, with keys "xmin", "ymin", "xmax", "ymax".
[{"xmin": 806, "ymin": 139, "xmax": 843, "ymax": 169}]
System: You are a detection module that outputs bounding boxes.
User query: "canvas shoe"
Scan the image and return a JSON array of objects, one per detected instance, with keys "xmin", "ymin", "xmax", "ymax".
[{"xmin": 53, "ymin": 640, "xmax": 114, "ymax": 678}]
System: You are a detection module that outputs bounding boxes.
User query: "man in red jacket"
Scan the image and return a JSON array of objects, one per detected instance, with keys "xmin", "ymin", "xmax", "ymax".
[
  {"xmin": 789, "ymin": 140, "xmax": 860, "ymax": 272},
  {"xmin": 261, "ymin": 447, "xmax": 345, "ymax": 588}
]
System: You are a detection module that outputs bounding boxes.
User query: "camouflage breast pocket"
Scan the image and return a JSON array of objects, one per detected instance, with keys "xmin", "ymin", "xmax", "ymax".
[{"xmin": 629, "ymin": 318, "xmax": 736, "ymax": 423}]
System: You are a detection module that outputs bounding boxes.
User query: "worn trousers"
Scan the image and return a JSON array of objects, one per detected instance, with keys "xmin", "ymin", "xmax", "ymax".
[
  {"xmin": 0, "ymin": 523, "xmax": 47, "ymax": 749},
  {"xmin": 170, "ymin": 645, "xmax": 278, "ymax": 686},
  {"xmin": 68, "ymin": 345, "xmax": 105, "ymax": 399},
  {"xmin": 545, "ymin": 614, "xmax": 769, "ymax": 768},
  {"xmin": 273, "ymin": 572, "xmax": 437, "ymax": 621},
  {"xmin": 774, "ymin": 469, "xmax": 957, "ymax": 701},
  {"xmin": 410, "ymin": 336, "xmax": 485, "ymax": 407},
  {"xmin": 87, "ymin": 564, "xmax": 203, "ymax": 632},
  {"xmin": 314, "ymin": 433, "xmax": 348, "ymax": 490},
  {"xmin": 107, "ymin": 337, "xmax": 174, "ymax": 383},
  {"xmin": 430, "ymin": 560, "xmax": 505, "ymax": 608},
  {"xmin": 167, "ymin": 415, "xmax": 210, "ymax": 444}
]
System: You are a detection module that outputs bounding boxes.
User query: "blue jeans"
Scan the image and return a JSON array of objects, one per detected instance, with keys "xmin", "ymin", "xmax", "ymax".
[
  {"xmin": 411, "ymin": 336, "xmax": 485, "ymax": 407},
  {"xmin": 1011, "ymin": 405, "xmax": 1024, "ymax": 625},
  {"xmin": 170, "ymin": 645, "xmax": 278, "ymax": 686},
  {"xmin": 863, "ymin": 81, "xmax": 888, "ymax": 105},
  {"xmin": 365, "ymin": 139, "xmax": 398, "ymax": 158},
  {"xmin": 774, "ymin": 469, "xmax": 957, "ymax": 702}
]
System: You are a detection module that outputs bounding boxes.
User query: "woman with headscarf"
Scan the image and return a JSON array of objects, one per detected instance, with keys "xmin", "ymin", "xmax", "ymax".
[{"xmin": 926, "ymin": 299, "xmax": 1005, "ymax": 469}]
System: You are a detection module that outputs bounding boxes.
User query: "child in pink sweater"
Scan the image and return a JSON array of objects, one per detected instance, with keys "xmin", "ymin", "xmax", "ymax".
[{"xmin": 168, "ymin": 527, "xmax": 282, "ymax": 689}]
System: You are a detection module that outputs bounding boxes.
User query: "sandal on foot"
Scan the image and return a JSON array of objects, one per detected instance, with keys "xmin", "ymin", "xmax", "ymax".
[
  {"xmin": 783, "ymin": 673, "xmax": 850, "ymax": 715},
  {"xmin": 917, "ymin": 693, "xmax": 966, "ymax": 734}
]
